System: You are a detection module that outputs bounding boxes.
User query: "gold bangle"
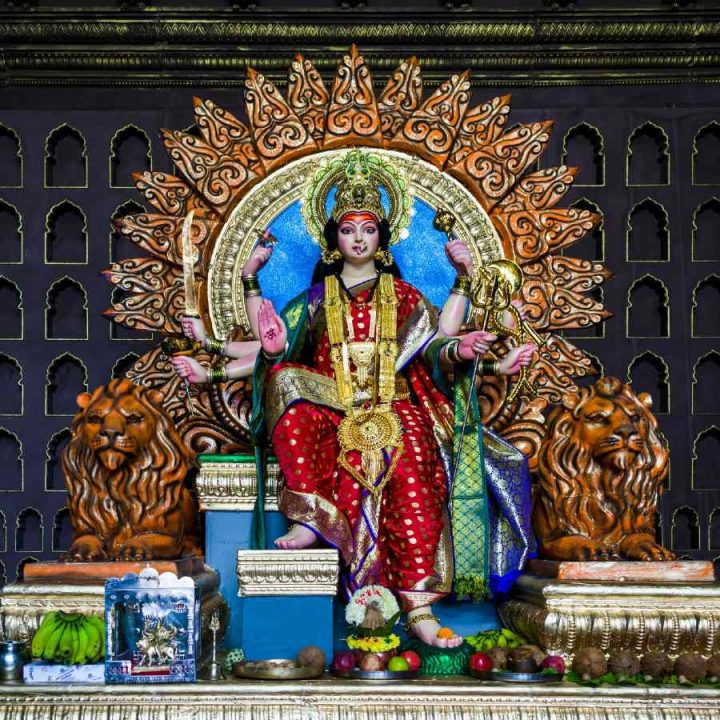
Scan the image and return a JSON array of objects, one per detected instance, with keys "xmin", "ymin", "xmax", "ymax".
[
  {"xmin": 403, "ymin": 613, "xmax": 439, "ymax": 633},
  {"xmin": 208, "ymin": 366, "xmax": 228, "ymax": 383},
  {"xmin": 242, "ymin": 275, "xmax": 261, "ymax": 294},
  {"xmin": 244, "ymin": 288, "xmax": 262, "ymax": 298},
  {"xmin": 205, "ymin": 337, "xmax": 226, "ymax": 355},
  {"xmin": 446, "ymin": 339, "xmax": 462, "ymax": 364},
  {"xmin": 481, "ymin": 358, "xmax": 499, "ymax": 375},
  {"xmin": 452, "ymin": 275, "xmax": 471, "ymax": 297}
]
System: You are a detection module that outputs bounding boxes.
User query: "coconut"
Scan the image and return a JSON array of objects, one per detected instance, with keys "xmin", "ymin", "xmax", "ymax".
[
  {"xmin": 297, "ymin": 645, "xmax": 326, "ymax": 669},
  {"xmin": 706, "ymin": 654, "xmax": 720, "ymax": 681},
  {"xmin": 509, "ymin": 647, "xmax": 538, "ymax": 673},
  {"xmin": 640, "ymin": 650, "xmax": 673, "ymax": 680},
  {"xmin": 608, "ymin": 648, "xmax": 640, "ymax": 677},
  {"xmin": 572, "ymin": 647, "xmax": 607, "ymax": 680},
  {"xmin": 487, "ymin": 646, "xmax": 510, "ymax": 670},
  {"xmin": 517, "ymin": 644, "xmax": 546, "ymax": 666},
  {"xmin": 675, "ymin": 652, "xmax": 707, "ymax": 684}
]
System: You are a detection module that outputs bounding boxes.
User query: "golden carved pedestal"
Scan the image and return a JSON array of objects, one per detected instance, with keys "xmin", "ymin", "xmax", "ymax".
[
  {"xmin": 0, "ymin": 567, "xmax": 228, "ymax": 652},
  {"xmin": 498, "ymin": 561, "xmax": 720, "ymax": 658},
  {"xmin": 1, "ymin": 678, "xmax": 720, "ymax": 719}
]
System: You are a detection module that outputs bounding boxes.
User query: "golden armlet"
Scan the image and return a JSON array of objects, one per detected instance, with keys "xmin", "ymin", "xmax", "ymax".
[
  {"xmin": 208, "ymin": 366, "xmax": 228, "ymax": 383},
  {"xmin": 205, "ymin": 337, "xmax": 226, "ymax": 355},
  {"xmin": 242, "ymin": 274, "xmax": 261, "ymax": 295},
  {"xmin": 481, "ymin": 358, "xmax": 499, "ymax": 375},
  {"xmin": 452, "ymin": 275, "xmax": 471, "ymax": 297}
]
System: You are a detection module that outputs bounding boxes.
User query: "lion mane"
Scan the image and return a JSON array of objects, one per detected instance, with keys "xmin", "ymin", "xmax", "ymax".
[
  {"xmin": 533, "ymin": 376, "xmax": 672, "ymax": 561},
  {"xmin": 61, "ymin": 378, "xmax": 201, "ymax": 561}
]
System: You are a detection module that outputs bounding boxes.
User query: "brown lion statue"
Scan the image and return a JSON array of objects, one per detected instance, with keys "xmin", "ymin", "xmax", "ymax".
[
  {"xmin": 61, "ymin": 378, "xmax": 201, "ymax": 562},
  {"xmin": 533, "ymin": 376, "xmax": 675, "ymax": 562}
]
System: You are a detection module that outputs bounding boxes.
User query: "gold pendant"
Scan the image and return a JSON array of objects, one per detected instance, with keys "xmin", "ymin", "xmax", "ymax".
[
  {"xmin": 348, "ymin": 341, "xmax": 376, "ymax": 389},
  {"xmin": 337, "ymin": 405, "xmax": 403, "ymax": 495}
]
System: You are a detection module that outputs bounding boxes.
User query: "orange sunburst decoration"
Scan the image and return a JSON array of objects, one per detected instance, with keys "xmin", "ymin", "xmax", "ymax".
[{"xmin": 104, "ymin": 46, "xmax": 610, "ymax": 468}]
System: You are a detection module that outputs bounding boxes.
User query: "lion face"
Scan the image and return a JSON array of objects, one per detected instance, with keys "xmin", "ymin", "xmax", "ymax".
[
  {"xmin": 81, "ymin": 393, "xmax": 157, "ymax": 471},
  {"xmin": 572, "ymin": 393, "xmax": 647, "ymax": 472}
]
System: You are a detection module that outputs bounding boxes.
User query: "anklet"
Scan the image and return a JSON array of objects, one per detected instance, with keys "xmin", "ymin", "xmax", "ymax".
[{"xmin": 404, "ymin": 613, "xmax": 439, "ymax": 632}]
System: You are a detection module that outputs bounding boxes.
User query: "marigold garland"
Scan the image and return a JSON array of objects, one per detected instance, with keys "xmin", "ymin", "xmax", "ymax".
[{"xmin": 346, "ymin": 633, "xmax": 401, "ymax": 652}]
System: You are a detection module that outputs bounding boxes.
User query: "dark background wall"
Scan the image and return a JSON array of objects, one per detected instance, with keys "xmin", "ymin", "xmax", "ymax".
[{"xmin": 0, "ymin": 0, "xmax": 719, "ymax": 583}]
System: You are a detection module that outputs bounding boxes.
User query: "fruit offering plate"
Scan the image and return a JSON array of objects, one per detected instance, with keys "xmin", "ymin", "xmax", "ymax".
[
  {"xmin": 233, "ymin": 659, "xmax": 325, "ymax": 681},
  {"xmin": 332, "ymin": 668, "xmax": 420, "ymax": 681},
  {"xmin": 470, "ymin": 668, "xmax": 563, "ymax": 683}
]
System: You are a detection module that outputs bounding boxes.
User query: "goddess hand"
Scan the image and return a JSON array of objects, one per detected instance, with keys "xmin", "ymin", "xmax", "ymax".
[
  {"xmin": 497, "ymin": 343, "xmax": 536, "ymax": 375},
  {"xmin": 457, "ymin": 331, "xmax": 497, "ymax": 361},
  {"xmin": 181, "ymin": 316, "xmax": 207, "ymax": 344},
  {"xmin": 445, "ymin": 239, "xmax": 473, "ymax": 277},
  {"xmin": 258, "ymin": 299, "xmax": 287, "ymax": 358},
  {"xmin": 242, "ymin": 235, "xmax": 274, "ymax": 277},
  {"xmin": 170, "ymin": 355, "xmax": 207, "ymax": 384}
]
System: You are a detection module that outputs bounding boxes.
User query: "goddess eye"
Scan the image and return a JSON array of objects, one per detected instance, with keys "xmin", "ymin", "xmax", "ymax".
[{"xmin": 340, "ymin": 226, "xmax": 354, "ymax": 234}]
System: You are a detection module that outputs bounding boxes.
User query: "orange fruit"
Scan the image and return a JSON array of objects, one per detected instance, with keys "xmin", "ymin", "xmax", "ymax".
[{"xmin": 436, "ymin": 627, "xmax": 455, "ymax": 640}]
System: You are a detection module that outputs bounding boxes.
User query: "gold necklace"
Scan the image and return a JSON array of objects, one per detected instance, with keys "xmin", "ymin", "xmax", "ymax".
[{"xmin": 326, "ymin": 273, "xmax": 403, "ymax": 496}]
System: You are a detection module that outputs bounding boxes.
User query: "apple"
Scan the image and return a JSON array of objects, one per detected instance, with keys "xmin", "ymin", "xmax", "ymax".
[
  {"xmin": 541, "ymin": 655, "xmax": 566, "ymax": 675},
  {"xmin": 400, "ymin": 650, "xmax": 421, "ymax": 672},
  {"xmin": 387, "ymin": 656, "xmax": 410, "ymax": 672},
  {"xmin": 332, "ymin": 651, "xmax": 356, "ymax": 672},
  {"xmin": 469, "ymin": 652, "xmax": 493, "ymax": 672}
]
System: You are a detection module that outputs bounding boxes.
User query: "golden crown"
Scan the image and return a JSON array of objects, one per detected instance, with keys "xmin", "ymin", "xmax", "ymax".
[
  {"xmin": 303, "ymin": 149, "xmax": 410, "ymax": 249},
  {"xmin": 331, "ymin": 150, "xmax": 386, "ymax": 222}
]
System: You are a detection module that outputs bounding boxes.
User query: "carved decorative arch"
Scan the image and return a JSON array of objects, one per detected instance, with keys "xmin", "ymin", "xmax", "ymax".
[
  {"xmin": 0, "ymin": 275, "xmax": 23, "ymax": 340},
  {"xmin": 44, "ymin": 199, "xmax": 88, "ymax": 264},
  {"xmin": 626, "ymin": 349, "xmax": 670, "ymax": 414},
  {"xmin": 692, "ymin": 425, "xmax": 720, "ymax": 491},
  {"xmin": 626, "ymin": 273, "xmax": 670, "ymax": 338},
  {"xmin": 670, "ymin": 505, "xmax": 701, "ymax": 550},
  {"xmin": 0, "ymin": 352, "xmax": 23, "ymax": 416},
  {"xmin": 692, "ymin": 121, "xmax": 720, "ymax": 186},
  {"xmin": 44, "ymin": 123, "xmax": 88, "ymax": 188},
  {"xmin": 0, "ymin": 198, "xmax": 23, "ymax": 263},
  {"xmin": 626, "ymin": 197, "xmax": 670, "ymax": 262},
  {"xmin": 0, "ymin": 426, "xmax": 23, "ymax": 492},
  {"xmin": 626, "ymin": 121, "xmax": 671, "ymax": 186},
  {"xmin": 45, "ymin": 352, "xmax": 88, "ymax": 416},
  {"xmin": 45, "ymin": 427, "xmax": 71, "ymax": 492},
  {"xmin": 0, "ymin": 123, "xmax": 22, "ymax": 188},
  {"xmin": 110, "ymin": 124, "xmax": 152, "ymax": 188},
  {"xmin": 692, "ymin": 350, "xmax": 720, "ymax": 415},
  {"xmin": 692, "ymin": 197, "xmax": 720, "ymax": 262},
  {"xmin": 45, "ymin": 276, "xmax": 89, "ymax": 340},
  {"xmin": 560, "ymin": 122, "xmax": 605, "ymax": 186},
  {"xmin": 691, "ymin": 274, "xmax": 720, "ymax": 338}
]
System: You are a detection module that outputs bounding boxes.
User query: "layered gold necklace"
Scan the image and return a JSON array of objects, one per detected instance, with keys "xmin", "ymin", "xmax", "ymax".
[{"xmin": 325, "ymin": 273, "xmax": 403, "ymax": 496}]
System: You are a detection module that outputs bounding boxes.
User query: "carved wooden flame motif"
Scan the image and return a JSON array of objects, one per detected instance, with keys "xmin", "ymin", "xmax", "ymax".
[{"xmin": 103, "ymin": 47, "xmax": 611, "ymax": 467}]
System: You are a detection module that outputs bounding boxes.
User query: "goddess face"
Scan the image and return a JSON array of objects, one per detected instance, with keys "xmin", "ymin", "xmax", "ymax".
[{"xmin": 336, "ymin": 212, "xmax": 380, "ymax": 266}]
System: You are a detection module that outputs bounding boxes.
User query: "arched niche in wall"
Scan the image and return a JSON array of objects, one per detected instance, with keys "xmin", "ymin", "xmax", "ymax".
[
  {"xmin": 0, "ymin": 124, "xmax": 22, "ymax": 187},
  {"xmin": 0, "ymin": 353, "xmax": 23, "ymax": 416},
  {"xmin": 0, "ymin": 427, "xmax": 22, "ymax": 492},
  {"xmin": 15, "ymin": 557, "xmax": 38, "ymax": 583},
  {"xmin": 670, "ymin": 505, "xmax": 701, "ymax": 551},
  {"xmin": 111, "ymin": 351, "xmax": 140, "ymax": 379},
  {"xmin": 45, "ymin": 427, "xmax": 70, "ymax": 492},
  {"xmin": 692, "ymin": 426, "xmax": 720, "ymax": 491},
  {"xmin": 693, "ymin": 121, "xmax": 720, "ymax": 186},
  {"xmin": 52, "ymin": 507, "xmax": 72, "ymax": 553},
  {"xmin": 710, "ymin": 508, "xmax": 720, "ymax": 551},
  {"xmin": 626, "ymin": 274, "xmax": 670, "ymax": 338},
  {"xmin": 109, "ymin": 285, "xmax": 152, "ymax": 340},
  {"xmin": 0, "ymin": 199, "xmax": 23, "ymax": 263},
  {"xmin": 626, "ymin": 121, "xmax": 670, "ymax": 186},
  {"xmin": 15, "ymin": 507, "xmax": 43, "ymax": 552},
  {"xmin": 626, "ymin": 197, "xmax": 670, "ymax": 262},
  {"xmin": 46, "ymin": 353, "xmax": 88, "ymax": 416},
  {"xmin": 110, "ymin": 124, "xmax": 152, "ymax": 188},
  {"xmin": 44, "ymin": 124, "xmax": 88, "ymax": 188},
  {"xmin": 693, "ymin": 351, "xmax": 720, "ymax": 414},
  {"xmin": 692, "ymin": 198, "xmax": 720, "ymax": 262},
  {"xmin": 560, "ymin": 122, "xmax": 604, "ymax": 186},
  {"xmin": 45, "ymin": 276, "xmax": 88, "ymax": 340},
  {"xmin": 45, "ymin": 200, "xmax": 88, "ymax": 264},
  {"xmin": 627, "ymin": 350, "xmax": 670, "ymax": 414},
  {"xmin": 568, "ymin": 198, "xmax": 605, "ymax": 261},
  {"xmin": 0, "ymin": 275, "xmax": 22, "ymax": 339},
  {"xmin": 0, "ymin": 510, "xmax": 6, "ymax": 552},
  {"xmin": 109, "ymin": 199, "xmax": 145, "ymax": 262},
  {"xmin": 691, "ymin": 275, "xmax": 720, "ymax": 338}
]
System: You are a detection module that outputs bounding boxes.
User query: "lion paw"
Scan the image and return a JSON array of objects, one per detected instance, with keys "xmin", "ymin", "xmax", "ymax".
[
  {"xmin": 541, "ymin": 535, "xmax": 619, "ymax": 561},
  {"xmin": 117, "ymin": 537, "xmax": 158, "ymax": 562},
  {"xmin": 64, "ymin": 535, "xmax": 109, "ymax": 562},
  {"xmin": 620, "ymin": 534, "xmax": 676, "ymax": 561}
]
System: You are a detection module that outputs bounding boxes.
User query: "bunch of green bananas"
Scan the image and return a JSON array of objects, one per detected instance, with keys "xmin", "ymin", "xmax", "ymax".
[
  {"xmin": 465, "ymin": 628, "xmax": 527, "ymax": 651},
  {"xmin": 31, "ymin": 611, "xmax": 106, "ymax": 665}
]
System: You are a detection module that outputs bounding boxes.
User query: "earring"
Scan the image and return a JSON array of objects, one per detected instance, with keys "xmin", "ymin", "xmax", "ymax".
[
  {"xmin": 322, "ymin": 249, "xmax": 342, "ymax": 264},
  {"xmin": 374, "ymin": 249, "xmax": 393, "ymax": 267}
]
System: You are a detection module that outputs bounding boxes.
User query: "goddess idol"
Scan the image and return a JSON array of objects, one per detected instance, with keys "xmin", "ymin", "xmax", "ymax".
[{"xmin": 172, "ymin": 149, "xmax": 536, "ymax": 647}]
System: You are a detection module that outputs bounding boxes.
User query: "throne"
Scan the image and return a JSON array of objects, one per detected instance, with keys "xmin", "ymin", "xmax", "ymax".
[{"xmin": 96, "ymin": 47, "xmax": 611, "ymax": 660}]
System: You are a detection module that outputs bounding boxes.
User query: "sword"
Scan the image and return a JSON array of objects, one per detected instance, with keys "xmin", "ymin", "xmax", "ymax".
[
  {"xmin": 180, "ymin": 210, "xmax": 198, "ymax": 413},
  {"xmin": 182, "ymin": 210, "xmax": 198, "ymax": 318}
]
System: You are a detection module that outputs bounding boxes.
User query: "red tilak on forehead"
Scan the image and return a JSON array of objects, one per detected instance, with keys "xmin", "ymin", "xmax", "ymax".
[{"xmin": 338, "ymin": 211, "xmax": 379, "ymax": 226}]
